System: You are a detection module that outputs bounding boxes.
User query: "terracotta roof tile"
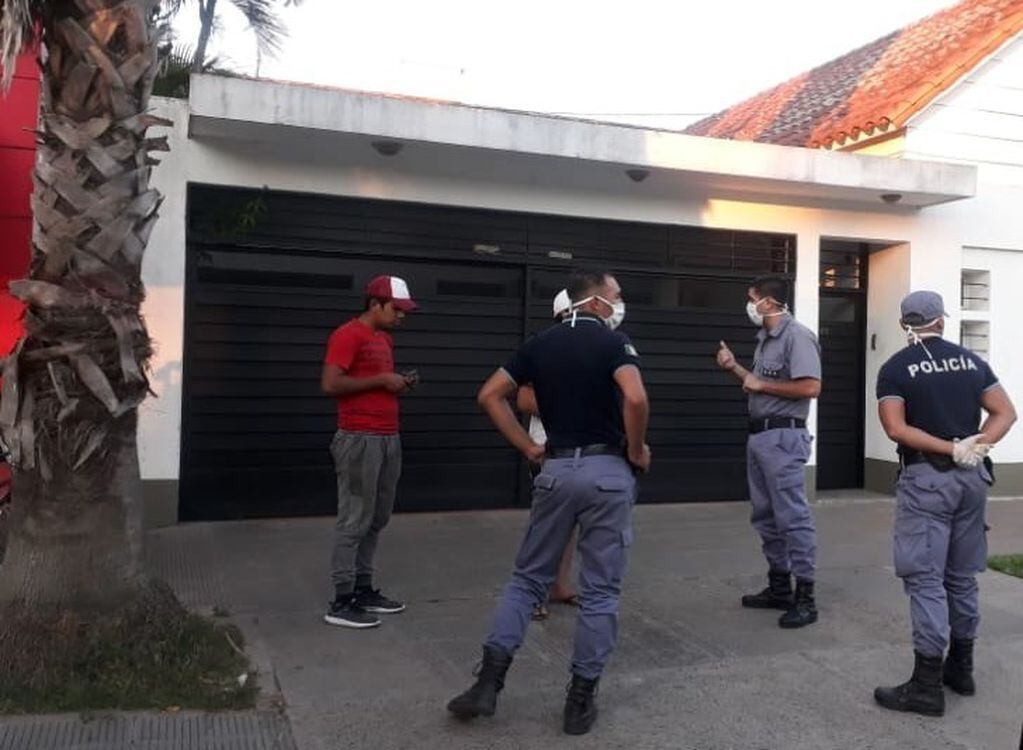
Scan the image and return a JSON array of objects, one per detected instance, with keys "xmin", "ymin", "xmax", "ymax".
[{"xmin": 685, "ymin": 0, "xmax": 1023, "ymax": 147}]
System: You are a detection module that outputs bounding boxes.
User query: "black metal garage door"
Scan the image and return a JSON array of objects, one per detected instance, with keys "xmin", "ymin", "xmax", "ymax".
[{"xmin": 181, "ymin": 185, "xmax": 794, "ymax": 520}]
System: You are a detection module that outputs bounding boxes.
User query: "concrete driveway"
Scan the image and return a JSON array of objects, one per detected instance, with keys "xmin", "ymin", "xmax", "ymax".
[{"xmin": 148, "ymin": 494, "xmax": 1023, "ymax": 750}]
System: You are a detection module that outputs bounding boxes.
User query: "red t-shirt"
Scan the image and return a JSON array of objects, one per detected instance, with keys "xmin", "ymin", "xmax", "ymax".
[{"xmin": 324, "ymin": 319, "xmax": 399, "ymax": 434}]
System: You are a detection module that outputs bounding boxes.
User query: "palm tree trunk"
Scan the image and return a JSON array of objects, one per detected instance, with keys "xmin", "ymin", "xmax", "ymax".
[
  {"xmin": 0, "ymin": 0, "xmax": 167, "ymax": 613},
  {"xmin": 191, "ymin": 0, "xmax": 218, "ymax": 73},
  {"xmin": 0, "ymin": 415, "xmax": 145, "ymax": 609}
]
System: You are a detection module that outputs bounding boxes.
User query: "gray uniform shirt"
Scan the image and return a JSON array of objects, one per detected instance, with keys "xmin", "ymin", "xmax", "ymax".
[{"xmin": 749, "ymin": 315, "xmax": 821, "ymax": 420}]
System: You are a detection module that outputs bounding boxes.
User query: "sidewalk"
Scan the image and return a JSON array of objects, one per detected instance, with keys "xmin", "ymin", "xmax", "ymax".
[{"xmin": 146, "ymin": 495, "xmax": 1023, "ymax": 750}]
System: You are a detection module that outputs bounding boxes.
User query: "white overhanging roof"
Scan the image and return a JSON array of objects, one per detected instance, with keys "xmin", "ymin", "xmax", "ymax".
[{"xmin": 187, "ymin": 75, "xmax": 976, "ymax": 209}]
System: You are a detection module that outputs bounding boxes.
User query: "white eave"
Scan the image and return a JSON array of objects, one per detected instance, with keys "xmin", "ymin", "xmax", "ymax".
[{"xmin": 187, "ymin": 74, "xmax": 977, "ymax": 209}]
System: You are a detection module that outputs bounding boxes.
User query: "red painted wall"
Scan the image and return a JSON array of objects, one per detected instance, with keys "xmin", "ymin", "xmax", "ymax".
[{"xmin": 0, "ymin": 51, "xmax": 38, "ymax": 356}]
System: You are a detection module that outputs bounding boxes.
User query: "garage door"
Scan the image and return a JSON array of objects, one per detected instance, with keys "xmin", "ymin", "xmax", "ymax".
[{"xmin": 181, "ymin": 186, "xmax": 794, "ymax": 520}]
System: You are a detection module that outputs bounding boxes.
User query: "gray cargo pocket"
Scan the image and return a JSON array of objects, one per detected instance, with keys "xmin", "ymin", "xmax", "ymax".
[
  {"xmin": 597, "ymin": 475, "xmax": 635, "ymax": 504},
  {"xmin": 893, "ymin": 514, "xmax": 931, "ymax": 578},
  {"xmin": 531, "ymin": 473, "xmax": 556, "ymax": 508},
  {"xmin": 776, "ymin": 468, "xmax": 805, "ymax": 492},
  {"xmin": 533, "ymin": 473, "xmax": 556, "ymax": 491}
]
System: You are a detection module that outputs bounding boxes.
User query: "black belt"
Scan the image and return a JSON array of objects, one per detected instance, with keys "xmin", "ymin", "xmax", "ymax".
[
  {"xmin": 546, "ymin": 443, "xmax": 624, "ymax": 459},
  {"xmin": 900, "ymin": 448, "xmax": 954, "ymax": 471},
  {"xmin": 749, "ymin": 417, "xmax": 806, "ymax": 434},
  {"xmin": 900, "ymin": 448, "xmax": 996, "ymax": 481}
]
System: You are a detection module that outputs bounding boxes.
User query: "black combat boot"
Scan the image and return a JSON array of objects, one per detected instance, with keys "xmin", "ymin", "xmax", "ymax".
[
  {"xmin": 779, "ymin": 579, "xmax": 818, "ymax": 628},
  {"xmin": 943, "ymin": 638, "xmax": 976, "ymax": 696},
  {"xmin": 563, "ymin": 674, "xmax": 600, "ymax": 735},
  {"xmin": 874, "ymin": 651, "xmax": 945, "ymax": 717},
  {"xmin": 447, "ymin": 645, "xmax": 513, "ymax": 719},
  {"xmin": 741, "ymin": 569, "xmax": 793, "ymax": 610}
]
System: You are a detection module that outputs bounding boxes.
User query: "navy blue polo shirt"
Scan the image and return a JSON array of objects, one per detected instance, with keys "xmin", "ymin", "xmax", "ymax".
[
  {"xmin": 876, "ymin": 337, "xmax": 1000, "ymax": 441},
  {"xmin": 502, "ymin": 314, "xmax": 640, "ymax": 450}
]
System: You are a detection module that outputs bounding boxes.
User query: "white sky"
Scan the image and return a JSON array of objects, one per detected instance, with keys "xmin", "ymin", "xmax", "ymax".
[{"xmin": 174, "ymin": 0, "xmax": 954, "ymax": 130}]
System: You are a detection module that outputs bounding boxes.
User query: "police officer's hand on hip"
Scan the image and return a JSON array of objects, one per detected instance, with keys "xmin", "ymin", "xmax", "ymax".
[{"xmin": 448, "ymin": 268, "xmax": 650, "ymax": 736}]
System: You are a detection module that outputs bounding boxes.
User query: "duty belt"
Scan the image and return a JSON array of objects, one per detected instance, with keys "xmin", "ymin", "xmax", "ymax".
[
  {"xmin": 748, "ymin": 417, "xmax": 806, "ymax": 434},
  {"xmin": 899, "ymin": 447, "xmax": 996, "ymax": 482},
  {"xmin": 546, "ymin": 443, "xmax": 625, "ymax": 460},
  {"xmin": 900, "ymin": 448, "xmax": 948, "ymax": 468}
]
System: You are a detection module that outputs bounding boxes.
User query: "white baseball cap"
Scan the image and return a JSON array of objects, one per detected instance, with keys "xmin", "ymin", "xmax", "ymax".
[
  {"xmin": 365, "ymin": 275, "xmax": 417, "ymax": 311},
  {"xmin": 552, "ymin": 289, "xmax": 572, "ymax": 318}
]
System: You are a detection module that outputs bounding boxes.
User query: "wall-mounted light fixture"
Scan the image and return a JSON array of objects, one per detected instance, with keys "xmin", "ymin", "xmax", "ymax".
[
  {"xmin": 372, "ymin": 140, "xmax": 404, "ymax": 156},
  {"xmin": 625, "ymin": 168, "xmax": 650, "ymax": 183}
]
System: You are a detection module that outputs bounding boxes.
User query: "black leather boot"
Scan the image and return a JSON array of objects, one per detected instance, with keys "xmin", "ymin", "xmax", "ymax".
[
  {"xmin": 741, "ymin": 569, "xmax": 793, "ymax": 610},
  {"xmin": 779, "ymin": 579, "xmax": 818, "ymax": 628},
  {"xmin": 447, "ymin": 645, "xmax": 513, "ymax": 719},
  {"xmin": 874, "ymin": 651, "xmax": 945, "ymax": 717},
  {"xmin": 943, "ymin": 638, "xmax": 976, "ymax": 696},
  {"xmin": 563, "ymin": 674, "xmax": 600, "ymax": 735}
]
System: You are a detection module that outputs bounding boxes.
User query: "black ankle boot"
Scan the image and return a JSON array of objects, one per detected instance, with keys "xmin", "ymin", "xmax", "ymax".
[
  {"xmin": 779, "ymin": 579, "xmax": 818, "ymax": 628},
  {"xmin": 874, "ymin": 651, "xmax": 945, "ymax": 717},
  {"xmin": 741, "ymin": 569, "xmax": 793, "ymax": 610},
  {"xmin": 447, "ymin": 646, "xmax": 513, "ymax": 719},
  {"xmin": 943, "ymin": 638, "xmax": 976, "ymax": 696},
  {"xmin": 563, "ymin": 674, "xmax": 600, "ymax": 735}
]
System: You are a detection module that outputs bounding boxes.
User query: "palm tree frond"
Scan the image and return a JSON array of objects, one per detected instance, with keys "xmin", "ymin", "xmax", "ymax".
[
  {"xmin": 154, "ymin": 40, "xmax": 235, "ymax": 98},
  {"xmin": 159, "ymin": 0, "xmax": 189, "ymax": 15},
  {"xmin": 0, "ymin": 0, "xmax": 40, "ymax": 89},
  {"xmin": 227, "ymin": 0, "xmax": 286, "ymax": 58}
]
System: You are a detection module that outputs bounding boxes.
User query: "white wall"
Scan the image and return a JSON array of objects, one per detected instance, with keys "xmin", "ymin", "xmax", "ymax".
[
  {"xmin": 864, "ymin": 244, "xmax": 911, "ymax": 461},
  {"xmin": 905, "ymin": 34, "xmax": 1023, "ymax": 186},
  {"xmin": 139, "ymin": 98, "xmax": 189, "ymax": 482},
  {"xmin": 962, "ymin": 246, "xmax": 1023, "ymax": 460},
  {"xmin": 137, "ymin": 96, "xmax": 1023, "ymax": 486}
]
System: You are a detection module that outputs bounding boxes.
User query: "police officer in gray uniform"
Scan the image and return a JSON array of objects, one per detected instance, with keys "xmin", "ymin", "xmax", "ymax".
[
  {"xmin": 447, "ymin": 269, "xmax": 651, "ymax": 736},
  {"xmin": 717, "ymin": 275, "xmax": 822, "ymax": 629},
  {"xmin": 874, "ymin": 291, "xmax": 1016, "ymax": 717}
]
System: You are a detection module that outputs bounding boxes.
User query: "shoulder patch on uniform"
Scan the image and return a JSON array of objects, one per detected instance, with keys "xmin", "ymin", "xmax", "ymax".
[{"xmin": 624, "ymin": 343, "xmax": 638, "ymax": 357}]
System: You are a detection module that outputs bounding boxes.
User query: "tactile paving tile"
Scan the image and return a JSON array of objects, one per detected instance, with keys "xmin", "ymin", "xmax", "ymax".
[{"xmin": 0, "ymin": 709, "xmax": 296, "ymax": 750}]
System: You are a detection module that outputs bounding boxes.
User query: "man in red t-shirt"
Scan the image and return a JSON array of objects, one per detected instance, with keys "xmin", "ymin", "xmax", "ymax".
[{"xmin": 321, "ymin": 275, "xmax": 419, "ymax": 629}]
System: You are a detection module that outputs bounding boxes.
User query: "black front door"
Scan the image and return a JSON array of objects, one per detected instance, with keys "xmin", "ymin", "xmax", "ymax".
[{"xmin": 816, "ymin": 243, "xmax": 868, "ymax": 490}]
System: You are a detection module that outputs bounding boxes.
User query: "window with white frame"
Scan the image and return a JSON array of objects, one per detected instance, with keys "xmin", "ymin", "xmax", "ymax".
[
  {"xmin": 960, "ymin": 268, "xmax": 991, "ymax": 360},
  {"xmin": 961, "ymin": 269, "xmax": 990, "ymax": 312},
  {"xmin": 960, "ymin": 320, "xmax": 990, "ymax": 360}
]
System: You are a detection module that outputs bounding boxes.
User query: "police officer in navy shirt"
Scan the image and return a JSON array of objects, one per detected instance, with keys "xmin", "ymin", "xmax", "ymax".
[
  {"xmin": 447, "ymin": 269, "xmax": 650, "ymax": 736},
  {"xmin": 874, "ymin": 291, "xmax": 1016, "ymax": 717}
]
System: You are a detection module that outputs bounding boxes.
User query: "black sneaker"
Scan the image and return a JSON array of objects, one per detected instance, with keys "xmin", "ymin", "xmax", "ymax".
[
  {"xmin": 355, "ymin": 587, "xmax": 406, "ymax": 614},
  {"xmin": 324, "ymin": 596, "xmax": 381, "ymax": 629}
]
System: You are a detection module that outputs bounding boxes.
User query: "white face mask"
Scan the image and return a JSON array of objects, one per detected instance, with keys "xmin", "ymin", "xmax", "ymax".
[
  {"xmin": 600, "ymin": 297, "xmax": 626, "ymax": 330},
  {"xmin": 570, "ymin": 295, "xmax": 626, "ymax": 330},
  {"xmin": 746, "ymin": 300, "xmax": 765, "ymax": 326},
  {"xmin": 746, "ymin": 298, "xmax": 786, "ymax": 327},
  {"xmin": 903, "ymin": 318, "xmax": 942, "ymax": 360}
]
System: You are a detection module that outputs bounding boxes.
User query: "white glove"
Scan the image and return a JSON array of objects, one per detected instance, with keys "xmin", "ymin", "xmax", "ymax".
[{"xmin": 952, "ymin": 434, "xmax": 991, "ymax": 469}]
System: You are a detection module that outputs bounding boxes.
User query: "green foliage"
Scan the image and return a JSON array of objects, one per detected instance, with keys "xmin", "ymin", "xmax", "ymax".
[
  {"xmin": 0, "ymin": 584, "xmax": 257, "ymax": 714},
  {"xmin": 988, "ymin": 554, "xmax": 1023, "ymax": 579},
  {"xmin": 153, "ymin": 42, "xmax": 234, "ymax": 99},
  {"xmin": 213, "ymin": 195, "xmax": 268, "ymax": 238}
]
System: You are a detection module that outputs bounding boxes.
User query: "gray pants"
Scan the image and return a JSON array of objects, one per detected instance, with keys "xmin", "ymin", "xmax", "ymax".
[
  {"xmin": 894, "ymin": 462, "xmax": 989, "ymax": 657},
  {"xmin": 485, "ymin": 453, "xmax": 636, "ymax": 679},
  {"xmin": 329, "ymin": 430, "xmax": 402, "ymax": 595},
  {"xmin": 747, "ymin": 427, "xmax": 817, "ymax": 580}
]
